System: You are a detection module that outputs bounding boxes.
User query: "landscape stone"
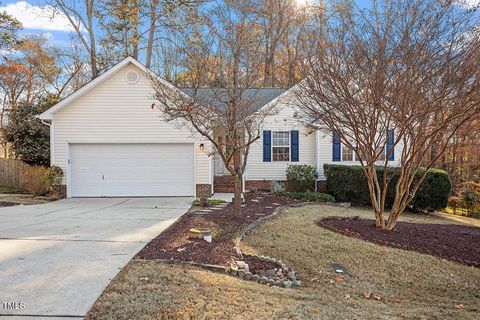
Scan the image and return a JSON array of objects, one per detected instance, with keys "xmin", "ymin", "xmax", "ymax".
[
  {"xmin": 238, "ymin": 270, "xmax": 245, "ymax": 278},
  {"xmin": 252, "ymin": 274, "xmax": 260, "ymax": 282},
  {"xmin": 244, "ymin": 272, "xmax": 253, "ymax": 280},
  {"xmin": 266, "ymin": 268, "xmax": 277, "ymax": 277},
  {"xmin": 283, "ymin": 280, "xmax": 293, "ymax": 288},
  {"xmin": 267, "ymin": 279, "xmax": 276, "ymax": 286},
  {"xmin": 260, "ymin": 276, "xmax": 268, "ymax": 284},
  {"xmin": 287, "ymin": 271, "xmax": 296, "ymax": 280}
]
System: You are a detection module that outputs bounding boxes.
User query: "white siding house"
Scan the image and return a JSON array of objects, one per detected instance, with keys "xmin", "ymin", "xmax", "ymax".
[
  {"xmin": 39, "ymin": 57, "xmax": 402, "ymax": 197},
  {"xmin": 39, "ymin": 57, "xmax": 212, "ymax": 198},
  {"xmin": 245, "ymin": 96, "xmax": 317, "ymax": 182}
]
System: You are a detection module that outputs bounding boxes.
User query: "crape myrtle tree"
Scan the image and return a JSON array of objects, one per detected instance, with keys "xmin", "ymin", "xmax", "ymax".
[
  {"xmin": 152, "ymin": 0, "xmax": 279, "ymax": 217},
  {"xmin": 297, "ymin": 0, "xmax": 480, "ymax": 230}
]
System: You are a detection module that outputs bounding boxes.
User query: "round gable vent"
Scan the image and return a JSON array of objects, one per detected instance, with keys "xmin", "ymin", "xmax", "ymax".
[{"xmin": 126, "ymin": 70, "xmax": 139, "ymax": 84}]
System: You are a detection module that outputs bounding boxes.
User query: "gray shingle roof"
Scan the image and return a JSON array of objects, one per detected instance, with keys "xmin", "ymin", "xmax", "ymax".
[{"xmin": 179, "ymin": 88, "xmax": 286, "ymax": 113}]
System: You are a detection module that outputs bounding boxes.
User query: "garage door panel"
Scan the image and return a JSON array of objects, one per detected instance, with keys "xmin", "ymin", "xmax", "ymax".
[{"xmin": 70, "ymin": 143, "xmax": 194, "ymax": 197}]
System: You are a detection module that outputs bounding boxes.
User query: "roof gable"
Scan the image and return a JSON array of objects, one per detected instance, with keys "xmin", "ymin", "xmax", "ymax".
[{"xmin": 38, "ymin": 57, "xmax": 180, "ymax": 120}]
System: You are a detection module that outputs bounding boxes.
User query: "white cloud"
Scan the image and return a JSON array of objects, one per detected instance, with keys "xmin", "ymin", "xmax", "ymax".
[
  {"xmin": 456, "ymin": 0, "xmax": 480, "ymax": 8},
  {"xmin": 0, "ymin": 1, "xmax": 84, "ymax": 33}
]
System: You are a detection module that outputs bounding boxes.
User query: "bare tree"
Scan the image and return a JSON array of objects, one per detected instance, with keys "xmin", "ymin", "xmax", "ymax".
[
  {"xmin": 152, "ymin": 0, "xmax": 278, "ymax": 216},
  {"xmin": 49, "ymin": 0, "xmax": 100, "ymax": 78},
  {"xmin": 298, "ymin": 0, "xmax": 480, "ymax": 230},
  {"xmin": 144, "ymin": 0, "xmax": 202, "ymax": 69}
]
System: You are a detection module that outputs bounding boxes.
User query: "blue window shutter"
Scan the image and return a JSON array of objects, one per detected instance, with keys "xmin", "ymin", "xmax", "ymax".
[
  {"xmin": 332, "ymin": 131, "xmax": 341, "ymax": 161},
  {"xmin": 263, "ymin": 130, "xmax": 272, "ymax": 162},
  {"xmin": 387, "ymin": 129, "xmax": 395, "ymax": 161},
  {"xmin": 291, "ymin": 131, "xmax": 299, "ymax": 162}
]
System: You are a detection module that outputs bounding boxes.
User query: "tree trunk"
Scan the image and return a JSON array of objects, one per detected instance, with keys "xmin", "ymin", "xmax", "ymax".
[
  {"xmin": 131, "ymin": 0, "xmax": 140, "ymax": 60},
  {"xmin": 145, "ymin": 0, "xmax": 157, "ymax": 69},
  {"xmin": 86, "ymin": 0, "xmax": 98, "ymax": 78},
  {"xmin": 232, "ymin": 148, "xmax": 242, "ymax": 218},
  {"xmin": 233, "ymin": 172, "xmax": 242, "ymax": 218},
  {"xmin": 364, "ymin": 166, "xmax": 386, "ymax": 228}
]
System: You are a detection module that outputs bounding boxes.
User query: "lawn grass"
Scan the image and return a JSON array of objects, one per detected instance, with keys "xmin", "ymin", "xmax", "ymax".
[
  {"xmin": 0, "ymin": 185, "xmax": 52, "ymax": 205},
  {"xmin": 86, "ymin": 205, "xmax": 480, "ymax": 320}
]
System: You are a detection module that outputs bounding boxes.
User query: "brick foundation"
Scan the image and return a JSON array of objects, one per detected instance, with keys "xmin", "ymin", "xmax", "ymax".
[
  {"xmin": 214, "ymin": 176, "xmax": 236, "ymax": 193},
  {"xmin": 196, "ymin": 184, "xmax": 212, "ymax": 198},
  {"xmin": 58, "ymin": 185, "xmax": 67, "ymax": 198},
  {"xmin": 317, "ymin": 180, "xmax": 327, "ymax": 192},
  {"xmin": 245, "ymin": 180, "xmax": 274, "ymax": 192}
]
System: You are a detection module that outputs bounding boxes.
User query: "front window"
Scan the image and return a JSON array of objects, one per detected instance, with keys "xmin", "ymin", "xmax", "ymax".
[
  {"xmin": 342, "ymin": 145, "xmax": 354, "ymax": 161},
  {"xmin": 272, "ymin": 131, "xmax": 290, "ymax": 161}
]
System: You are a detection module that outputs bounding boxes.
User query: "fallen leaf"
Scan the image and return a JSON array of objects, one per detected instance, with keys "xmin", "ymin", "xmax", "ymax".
[
  {"xmin": 455, "ymin": 304, "xmax": 464, "ymax": 309},
  {"xmin": 392, "ymin": 299, "xmax": 402, "ymax": 304},
  {"xmin": 373, "ymin": 294, "xmax": 382, "ymax": 301},
  {"xmin": 345, "ymin": 294, "xmax": 351, "ymax": 300},
  {"xmin": 363, "ymin": 291, "xmax": 372, "ymax": 299},
  {"xmin": 335, "ymin": 275, "xmax": 344, "ymax": 283}
]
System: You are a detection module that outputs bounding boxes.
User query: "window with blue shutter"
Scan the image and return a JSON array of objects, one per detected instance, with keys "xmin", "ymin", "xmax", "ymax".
[
  {"xmin": 263, "ymin": 130, "xmax": 272, "ymax": 162},
  {"xmin": 291, "ymin": 131, "xmax": 299, "ymax": 162},
  {"xmin": 332, "ymin": 131, "xmax": 341, "ymax": 161},
  {"xmin": 387, "ymin": 129, "xmax": 395, "ymax": 161}
]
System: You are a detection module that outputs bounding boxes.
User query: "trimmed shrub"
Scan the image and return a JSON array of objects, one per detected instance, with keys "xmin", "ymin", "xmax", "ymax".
[
  {"xmin": 43, "ymin": 165, "xmax": 64, "ymax": 196},
  {"xmin": 286, "ymin": 164, "xmax": 318, "ymax": 192},
  {"xmin": 324, "ymin": 164, "xmax": 451, "ymax": 212},
  {"xmin": 278, "ymin": 191, "xmax": 335, "ymax": 203}
]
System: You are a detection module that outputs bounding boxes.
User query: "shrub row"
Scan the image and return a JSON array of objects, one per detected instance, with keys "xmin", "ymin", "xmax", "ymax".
[{"xmin": 324, "ymin": 164, "xmax": 451, "ymax": 212}]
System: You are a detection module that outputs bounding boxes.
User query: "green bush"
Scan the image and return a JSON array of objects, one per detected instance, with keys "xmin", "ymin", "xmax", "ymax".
[
  {"xmin": 4, "ymin": 95, "xmax": 58, "ymax": 165},
  {"xmin": 42, "ymin": 165, "xmax": 64, "ymax": 196},
  {"xmin": 278, "ymin": 191, "xmax": 335, "ymax": 203},
  {"xmin": 286, "ymin": 164, "xmax": 318, "ymax": 192},
  {"xmin": 460, "ymin": 183, "xmax": 480, "ymax": 218},
  {"xmin": 324, "ymin": 164, "xmax": 451, "ymax": 212}
]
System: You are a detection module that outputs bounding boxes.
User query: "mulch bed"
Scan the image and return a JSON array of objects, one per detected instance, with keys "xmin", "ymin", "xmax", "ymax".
[
  {"xmin": 0, "ymin": 201, "xmax": 19, "ymax": 207},
  {"xmin": 318, "ymin": 216, "xmax": 480, "ymax": 267},
  {"xmin": 136, "ymin": 193, "xmax": 298, "ymax": 267}
]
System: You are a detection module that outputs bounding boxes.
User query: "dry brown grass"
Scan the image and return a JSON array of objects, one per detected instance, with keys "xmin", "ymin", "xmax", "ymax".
[{"xmin": 86, "ymin": 205, "xmax": 480, "ymax": 320}]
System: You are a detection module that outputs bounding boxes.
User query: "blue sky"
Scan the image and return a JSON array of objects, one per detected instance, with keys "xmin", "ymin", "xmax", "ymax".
[
  {"xmin": 1, "ymin": 0, "xmax": 81, "ymax": 47},
  {"xmin": 1, "ymin": 0, "xmax": 478, "ymax": 49}
]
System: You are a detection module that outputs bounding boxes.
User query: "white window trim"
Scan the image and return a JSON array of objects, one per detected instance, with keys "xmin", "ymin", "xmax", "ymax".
[
  {"xmin": 272, "ymin": 131, "xmax": 290, "ymax": 162},
  {"xmin": 340, "ymin": 142, "xmax": 388, "ymax": 162}
]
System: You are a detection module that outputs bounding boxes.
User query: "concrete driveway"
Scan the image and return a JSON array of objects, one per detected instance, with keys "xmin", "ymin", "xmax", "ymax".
[{"xmin": 0, "ymin": 197, "xmax": 192, "ymax": 319}]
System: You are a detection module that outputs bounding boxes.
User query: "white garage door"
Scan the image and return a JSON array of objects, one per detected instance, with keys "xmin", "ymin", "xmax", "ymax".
[{"xmin": 70, "ymin": 143, "xmax": 194, "ymax": 197}]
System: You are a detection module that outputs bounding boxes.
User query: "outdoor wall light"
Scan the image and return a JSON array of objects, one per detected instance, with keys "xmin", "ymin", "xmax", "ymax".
[{"xmin": 199, "ymin": 143, "xmax": 205, "ymax": 151}]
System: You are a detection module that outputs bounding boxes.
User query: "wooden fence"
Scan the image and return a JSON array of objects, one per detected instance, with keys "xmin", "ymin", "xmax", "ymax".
[{"xmin": 0, "ymin": 158, "xmax": 47, "ymax": 193}]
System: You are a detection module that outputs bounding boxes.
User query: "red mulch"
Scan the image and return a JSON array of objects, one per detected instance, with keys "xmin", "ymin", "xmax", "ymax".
[
  {"xmin": 242, "ymin": 255, "xmax": 279, "ymax": 273},
  {"xmin": 317, "ymin": 216, "xmax": 480, "ymax": 267},
  {"xmin": 136, "ymin": 193, "xmax": 299, "ymax": 267}
]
